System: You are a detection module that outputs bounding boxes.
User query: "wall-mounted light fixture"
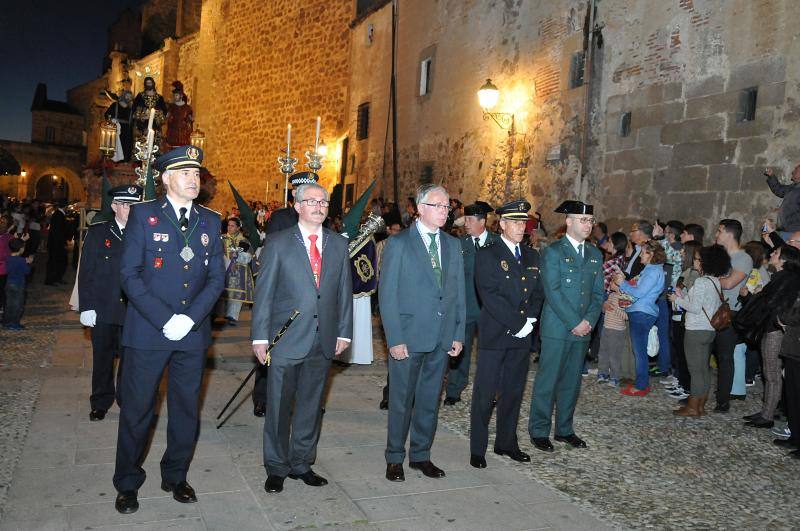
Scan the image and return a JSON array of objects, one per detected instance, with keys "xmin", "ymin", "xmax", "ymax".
[{"xmin": 478, "ymin": 78, "xmax": 518, "ymax": 133}]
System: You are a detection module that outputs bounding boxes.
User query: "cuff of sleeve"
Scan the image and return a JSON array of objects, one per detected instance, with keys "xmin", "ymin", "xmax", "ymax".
[
  {"xmin": 337, "ymin": 337, "xmax": 351, "ymax": 343},
  {"xmin": 252, "ymin": 340, "xmax": 269, "ymax": 345}
]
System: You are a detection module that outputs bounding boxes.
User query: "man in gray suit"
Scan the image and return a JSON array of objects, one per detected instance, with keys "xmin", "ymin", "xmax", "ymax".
[
  {"xmin": 251, "ymin": 182, "xmax": 353, "ymax": 494},
  {"xmin": 379, "ymin": 184, "xmax": 466, "ymax": 482}
]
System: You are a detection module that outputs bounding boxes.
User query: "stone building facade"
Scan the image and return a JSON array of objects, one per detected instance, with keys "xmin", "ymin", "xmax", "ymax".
[{"xmin": 62, "ymin": 0, "xmax": 800, "ymax": 237}]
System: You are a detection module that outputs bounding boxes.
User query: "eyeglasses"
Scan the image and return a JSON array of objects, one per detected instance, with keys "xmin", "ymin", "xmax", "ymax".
[
  {"xmin": 574, "ymin": 217, "xmax": 596, "ymax": 225},
  {"xmin": 421, "ymin": 203, "xmax": 452, "ymax": 212},
  {"xmin": 300, "ymin": 199, "xmax": 330, "ymax": 207},
  {"xmin": 111, "ymin": 201, "xmax": 131, "ymax": 208}
]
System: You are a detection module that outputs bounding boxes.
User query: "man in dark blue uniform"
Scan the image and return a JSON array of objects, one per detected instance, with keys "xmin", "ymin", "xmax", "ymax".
[
  {"xmin": 113, "ymin": 146, "xmax": 225, "ymax": 514},
  {"xmin": 79, "ymin": 184, "xmax": 142, "ymax": 421},
  {"xmin": 444, "ymin": 201, "xmax": 500, "ymax": 406},
  {"xmin": 469, "ymin": 200, "xmax": 544, "ymax": 468},
  {"xmin": 252, "ymin": 171, "xmax": 319, "ymax": 417}
]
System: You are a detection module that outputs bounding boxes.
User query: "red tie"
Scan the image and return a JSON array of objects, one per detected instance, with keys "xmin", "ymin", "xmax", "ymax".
[{"xmin": 309, "ymin": 234, "xmax": 321, "ymax": 288}]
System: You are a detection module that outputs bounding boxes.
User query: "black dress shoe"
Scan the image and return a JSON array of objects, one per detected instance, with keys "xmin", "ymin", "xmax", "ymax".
[
  {"xmin": 713, "ymin": 402, "xmax": 730, "ymax": 413},
  {"xmin": 379, "ymin": 399, "xmax": 389, "ymax": 410},
  {"xmin": 470, "ymin": 455, "xmax": 487, "ymax": 468},
  {"xmin": 494, "ymin": 448, "xmax": 531, "ymax": 462},
  {"xmin": 264, "ymin": 475, "xmax": 285, "ymax": 493},
  {"xmin": 288, "ymin": 469, "xmax": 328, "ymax": 486},
  {"xmin": 730, "ymin": 394, "xmax": 746, "ymax": 401},
  {"xmin": 386, "ymin": 463, "xmax": 405, "ymax": 482},
  {"xmin": 409, "ymin": 460, "xmax": 445, "ymax": 478},
  {"xmin": 253, "ymin": 403, "xmax": 266, "ymax": 417},
  {"xmin": 774, "ymin": 438, "xmax": 800, "ymax": 448},
  {"xmin": 115, "ymin": 491, "xmax": 139, "ymax": 514},
  {"xmin": 554, "ymin": 434, "xmax": 587, "ymax": 449},
  {"xmin": 443, "ymin": 396, "xmax": 461, "ymax": 406},
  {"xmin": 89, "ymin": 409, "xmax": 106, "ymax": 421},
  {"xmin": 531, "ymin": 437, "xmax": 554, "ymax": 452},
  {"xmin": 746, "ymin": 417, "xmax": 774, "ymax": 428},
  {"xmin": 742, "ymin": 412, "xmax": 761, "ymax": 421},
  {"xmin": 161, "ymin": 480, "xmax": 197, "ymax": 503}
]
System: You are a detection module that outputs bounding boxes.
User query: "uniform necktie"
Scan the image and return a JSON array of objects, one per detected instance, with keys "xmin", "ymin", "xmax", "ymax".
[
  {"xmin": 474, "ymin": 237, "xmax": 480, "ymax": 250},
  {"xmin": 427, "ymin": 232, "xmax": 442, "ymax": 288},
  {"xmin": 179, "ymin": 207, "xmax": 188, "ymax": 232},
  {"xmin": 577, "ymin": 242, "xmax": 584, "ymax": 258},
  {"xmin": 309, "ymin": 234, "xmax": 321, "ymax": 288},
  {"xmin": 515, "ymin": 245, "xmax": 521, "ymax": 262}
]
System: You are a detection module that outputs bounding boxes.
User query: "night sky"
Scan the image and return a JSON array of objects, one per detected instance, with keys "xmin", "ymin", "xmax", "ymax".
[{"xmin": 0, "ymin": 0, "xmax": 143, "ymax": 142}]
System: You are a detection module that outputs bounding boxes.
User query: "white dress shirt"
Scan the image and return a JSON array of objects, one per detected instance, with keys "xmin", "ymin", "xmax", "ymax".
[
  {"xmin": 416, "ymin": 220, "xmax": 441, "ymax": 262},
  {"xmin": 565, "ymin": 233, "xmax": 585, "ymax": 257}
]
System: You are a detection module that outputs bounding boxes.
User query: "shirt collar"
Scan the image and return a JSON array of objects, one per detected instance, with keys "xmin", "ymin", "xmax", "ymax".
[
  {"xmin": 298, "ymin": 222, "xmax": 323, "ymax": 242},
  {"xmin": 500, "ymin": 235, "xmax": 519, "ymax": 256},
  {"xmin": 416, "ymin": 219, "xmax": 439, "ymax": 238},
  {"xmin": 565, "ymin": 233, "xmax": 584, "ymax": 252},
  {"xmin": 473, "ymin": 230, "xmax": 488, "ymax": 246},
  {"xmin": 165, "ymin": 195, "xmax": 193, "ymax": 221}
]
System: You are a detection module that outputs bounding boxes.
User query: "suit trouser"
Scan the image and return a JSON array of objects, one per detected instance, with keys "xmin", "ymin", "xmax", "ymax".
[
  {"xmin": 386, "ymin": 348, "xmax": 448, "ymax": 463},
  {"xmin": 528, "ymin": 338, "xmax": 588, "ymax": 438},
  {"xmin": 113, "ymin": 347, "xmax": 206, "ymax": 492},
  {"xmin": 90, "ymin": 323, "xmax": 123, "ymax": 411},
  {"xmin": 263, "ymin": 337, "xmax": 330, "ymax": 477},
  {"xmin": 470, "ymin": 347, "xmax": 529, "ymax": 456},
  {"xmin": 445, "ymin": 321, "xmax": 477, "ymax": 399},
  {"xmin": 783, "ymin": 357, "xmax": 800, "ymax": 445},
  {"xmin": 713, "ymin": 322, "xmax": 739, "ymax": 406},
  {"xmin": 760, "ymin": 330, "xmax": 784, "ymax": 420},
  {"xmin": 45, "ymin": 246, "xmax": 66, "ymax": 283}
]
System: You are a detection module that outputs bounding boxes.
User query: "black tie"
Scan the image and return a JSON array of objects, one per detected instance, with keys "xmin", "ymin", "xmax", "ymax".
[
  {"xmin": 515, "ymin": 245, "xmax": 521, "ymax": 261},
  {"xmin": 474, "ymin": 237, "xmax": 480, "ymax": 250},
  {"xmin": 179, "ymin": 207, "xmax": 188, "ymax": 232}
]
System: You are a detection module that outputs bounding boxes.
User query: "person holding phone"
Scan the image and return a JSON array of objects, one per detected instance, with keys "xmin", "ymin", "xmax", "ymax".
[{"xmin": 766, "ymin": 165, "xmax": 800, "ymax": 240}]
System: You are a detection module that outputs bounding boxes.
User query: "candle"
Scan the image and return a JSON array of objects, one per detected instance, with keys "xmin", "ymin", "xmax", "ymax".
[
  {"xmin": 286, "ymin": 124, "xmax": 291, "ymax": 157},
  {"xmin": 314, "ymin": 116, "xmax": 321, "ymax": 152},
  {"xmin": 146, "ymin": 107, "xmax": 155, "ymax": 132}
]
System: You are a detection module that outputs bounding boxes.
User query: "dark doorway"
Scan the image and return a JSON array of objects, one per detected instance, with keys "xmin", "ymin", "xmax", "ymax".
[{"xmin": 36, "ymin": 175, "xmax": 69, "ymax": 202}]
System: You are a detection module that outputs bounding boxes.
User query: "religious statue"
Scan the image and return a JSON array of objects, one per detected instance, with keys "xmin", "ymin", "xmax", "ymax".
[
  {"xmin": 165, "ymin": 81, "xmax": 193, "ymax": 149},
  {"xmin": 104, "ymin": 89, "xmax": 134, "ymax": 162},
  {"xmin": 131, "ymin": 76, "xmax": 167, "ymax": 147}
]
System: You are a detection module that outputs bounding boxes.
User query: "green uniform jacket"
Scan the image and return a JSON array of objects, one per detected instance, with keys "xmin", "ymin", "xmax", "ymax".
[
  {"xmin": 460, "ymin": 231, "xmax": 502, "ymax": 323},
  {"xmin": 539, "ymin": 237, "xmax": 604, "ymax": 342}
]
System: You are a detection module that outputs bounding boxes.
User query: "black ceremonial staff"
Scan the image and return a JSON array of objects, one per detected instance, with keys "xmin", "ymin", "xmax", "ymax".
[{"xmin": 216, "ymin": 309, "xmax": 300, "ymax": 428}]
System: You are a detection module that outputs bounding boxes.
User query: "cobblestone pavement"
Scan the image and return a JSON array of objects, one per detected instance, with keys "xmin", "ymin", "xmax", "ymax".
[
  {"xmin": 0, "ymin": 260, "xmax": 74, "ymax": 517},
  {"xmin": 368, "ymin": 319, "xmax": 800, "ymax": 530}
]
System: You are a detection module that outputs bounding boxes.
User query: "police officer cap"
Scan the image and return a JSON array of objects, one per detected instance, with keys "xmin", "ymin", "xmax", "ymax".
[
  {"xmin": 463, "ymin": 201, "xmax": 494, "ymax": 218},
  {"xmin": 108, "ymin": 184, "xmax": 142, "ymax": 203},
  {"xmin": 154, "ymin": 145, "xmax": 204, "ymax": 172},
  {"xmin": 496, "ymin": 199, "xmax": 531, "ymax": 220},
  {"xmin": 289, "ymin": 171, "xmax": 319, "ymax": 187},
  {"xmin": 554, "ymin": 200, "xmax": 593, "ymax": 215}
]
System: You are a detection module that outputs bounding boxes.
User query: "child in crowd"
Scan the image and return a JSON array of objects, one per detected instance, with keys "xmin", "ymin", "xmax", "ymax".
[
  {"xmin": 3, "ymin": 238, "xmax": 33, "ymax": 330},
  {"xmin": 597, "ymin": 274, "xmax": 629, "ymax": 387}
]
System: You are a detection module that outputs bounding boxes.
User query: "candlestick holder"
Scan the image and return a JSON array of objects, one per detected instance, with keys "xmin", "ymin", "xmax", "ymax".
[
  {"xmin": 133, "ymin": 138, "xmax": 160, "ymax": 187},
  {"xmin": 277, "ymin": 153, "xmax": 298, "ymax": 178},
  {"xmin": 304, "ymin": 148, "xmax": 324, "ymax": 173}
]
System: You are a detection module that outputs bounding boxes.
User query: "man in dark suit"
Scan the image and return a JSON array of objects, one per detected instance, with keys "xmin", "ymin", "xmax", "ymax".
[
  {"xmin": 528, "ymin": 201, "xmax": 604, "ymax": 452},
  {"xmin": 444, "ymin": 201, "xmax": 500, "ymax": 406},
  {"xmin": 252, "ymin": 171, "xmax": 320, "ymax": 417},
  {"xmin": 470, "ymin": 200, "xmax": 544, "ymax": 468},
  {"xmin": 112, "ymin": 146, "xmax": 225, "ymax": 514},
  {"xmin": 251, "ymin": 182, "xmax": 352, "ymax": 494},
  {"xmin": 45, "ymin": 200, "xmax": 69, "ymax": 285},
  {"xmin": 79, "ymin": 184, "xmax": 142, "ymax": 421},
  {"xmin": 379, "ymin": 184, "xmax": 466, "ymax": 482}
]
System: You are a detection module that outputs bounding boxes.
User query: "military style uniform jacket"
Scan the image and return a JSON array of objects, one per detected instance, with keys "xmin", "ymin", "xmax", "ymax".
[
  {"xmin": 475, "ymin": 239, "xmax": 545, "ymax": 349},
  {"xmin": 460, "ymin": 231, "xmax": 502, "ymax": 323},
  {"xmin": 120, "ymin": 198, "xmax": 226, "ymax": 351},
  {"xmin": 78, "ymin": 221, "xmax": 127, "ymax": 325},
  {"xmin": 539, "ymin": 237, "xmax": 604, "ymax": 342}
]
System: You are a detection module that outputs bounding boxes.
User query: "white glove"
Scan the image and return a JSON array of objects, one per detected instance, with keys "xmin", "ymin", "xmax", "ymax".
[
  {"xmin": 80, "ymin": 310, "xmax": 97, "ymax": 327},
  {"xmin": 163, "ymin": 314, "xmax": 195, "ymax": 341},
  {"xmin": 513, "ymin": 317, "xmax": 537, "ymax": 339}
]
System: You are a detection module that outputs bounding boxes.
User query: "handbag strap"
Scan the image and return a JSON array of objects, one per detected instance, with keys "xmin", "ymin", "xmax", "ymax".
[{"xmin": 702, "ymin": 277, "xmax": 722, "ymax": 326}]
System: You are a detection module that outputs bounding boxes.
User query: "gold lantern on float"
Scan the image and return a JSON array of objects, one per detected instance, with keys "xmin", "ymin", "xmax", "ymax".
[{"xmin": 99, "ymin": 119, "xmax": 118, "ymax": 157}]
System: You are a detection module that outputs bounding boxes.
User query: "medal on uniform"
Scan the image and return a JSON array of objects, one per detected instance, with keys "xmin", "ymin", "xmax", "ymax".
[
  {"xmin": 500, "ymin": 260, "xmax": 509, "ymax": 271},
  {"xmin": 180, "ymin": 245, "xmax": 195, "ymax": 262}
]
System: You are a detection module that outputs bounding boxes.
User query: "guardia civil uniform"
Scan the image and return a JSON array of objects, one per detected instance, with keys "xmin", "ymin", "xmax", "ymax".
[{"xmin": 528, "ymin": 201, "xmax": 604, "ymax": 451}]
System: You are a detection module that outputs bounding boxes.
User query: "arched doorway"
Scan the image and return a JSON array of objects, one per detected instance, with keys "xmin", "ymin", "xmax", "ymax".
[{"xmin": 35, "ymin": 174, "xmax": 70, "ymax": 202}]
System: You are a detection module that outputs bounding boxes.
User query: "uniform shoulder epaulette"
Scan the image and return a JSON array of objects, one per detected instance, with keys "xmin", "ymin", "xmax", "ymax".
[
  {"xmin": 197, "ymin": 204, "xmax": 221, "ymax": 216},
  {"xmin": 133, "ymin": 199, "xmax": 157, "ymax": 206},
  {"xmin": 89, "ymin": 218, "xmax": 109, "ymax": 226}
]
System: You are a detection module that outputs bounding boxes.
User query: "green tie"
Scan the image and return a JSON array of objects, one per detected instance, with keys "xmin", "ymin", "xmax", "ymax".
[{"xmin": 427, "ymin": 232, "xmax": 443, "ymax": 288}]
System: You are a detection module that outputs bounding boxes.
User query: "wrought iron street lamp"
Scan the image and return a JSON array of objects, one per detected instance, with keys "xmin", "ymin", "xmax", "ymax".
[{"xmin": 477, "ymin": 78, "xmax": 519, "ymax": 134}]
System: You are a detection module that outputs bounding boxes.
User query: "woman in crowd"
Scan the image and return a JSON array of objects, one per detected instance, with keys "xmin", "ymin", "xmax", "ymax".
[
  {"xmin": 669, "ymin": 245, "xmax": 731, "ymax": 416},
  {"xmin": 666, "ymin": 240, "xmax": 703, "ymax": 399},
  {"xmin": 736, "ymin": 245, "xmax": 800, "ymax": 428},
  {"xmin": 220, "ymin": 217, "xmax": 254, "ymax": 325},
  {"xmin": 615, "ymin": 240, "xmax": 666, "ymax": 396}
]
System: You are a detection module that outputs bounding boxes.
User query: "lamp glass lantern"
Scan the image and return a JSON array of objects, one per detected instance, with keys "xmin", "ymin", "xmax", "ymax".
[
  {"xmin": 190, "ymin": 128, "xmax": 206, "ymax": 151},
  {"xmin": 477, "ymin": 78, "xmax": 500, "ymax": 111},
  {"xmin": 99, "ymin": 119, "xmax": 118, "ymax": 156}
]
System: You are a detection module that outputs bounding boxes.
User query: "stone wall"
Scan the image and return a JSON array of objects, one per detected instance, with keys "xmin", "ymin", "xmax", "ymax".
[
  {"xmin": 30, "ymin": 111, "xmax": 84, "ymax": 148},
  {"xmin": 192, "ymin": 0, "xmax": 352, "ymax": 211},
  {"xmin": 0, "ymin": 140, "xmax": 85, "ymax": 202}
]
